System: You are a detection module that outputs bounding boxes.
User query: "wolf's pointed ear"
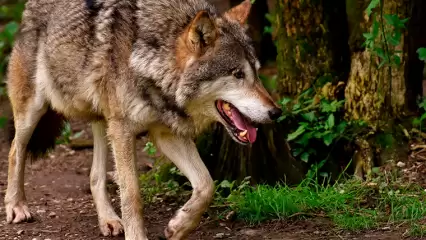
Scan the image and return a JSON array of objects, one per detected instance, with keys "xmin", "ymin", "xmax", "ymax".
[
  {"xmin": 186, "ymin": 11, "xmax": 217, "ymax": 54},
  {"xmin": 224, "ymin": 0, "xmax": 252, "ymax": 25}
]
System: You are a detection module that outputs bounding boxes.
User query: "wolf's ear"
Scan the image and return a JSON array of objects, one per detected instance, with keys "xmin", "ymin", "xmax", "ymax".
[
  {"xmin": 186, "ymin": 11, "xmax": 217, "ymax": 54},
  {"xmin": 224, "ymin": 0, "xmax": 252, "ymax": 25}
]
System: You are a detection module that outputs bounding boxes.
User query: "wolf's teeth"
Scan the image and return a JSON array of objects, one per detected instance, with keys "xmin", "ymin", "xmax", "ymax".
[
  {"xmin": 239, "ymin": 130, "xmax": 247, "ymax": 137},
  {"xmin": 256, "ymin": 128, "xmax": 258, "ymax": 131},
  {"xmin": 223, "ymin": 103, "xmax": 231, "ymax": 111}
]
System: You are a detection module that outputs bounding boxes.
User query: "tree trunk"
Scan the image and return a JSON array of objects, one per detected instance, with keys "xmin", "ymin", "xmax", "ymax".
[
  {"xmin": 344, "ymin": 0, "xmax": 414, "ymax": 178},
  {"xmin": 200, "ymin": 0, "xmax": 349, "ymax": 184},
  {"xmin": 344, "ymin": 0, "xmax": 410, "ymax": 123},
  {"xmin": 276, "ymin": 0, "xmax": 350, "ymax": 95}
]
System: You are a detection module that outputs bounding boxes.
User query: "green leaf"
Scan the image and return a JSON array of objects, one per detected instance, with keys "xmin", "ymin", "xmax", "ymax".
[
  {"xmin": 393, "ymin": 55, "xmax": 401, "ymax": 66},
  {"xmin": 287, "ymin": 125, "xmax": 306, "ymax": 142},
  {"xmin": 320, "ymin": 100, "xmax": 344, "ymax": 113},
  {"xmin": 372, "ymin": 21, "xmax": 379, "ymax": 38},
  {"xmin": 292, "ymin": 103, "xmax": 301, "ymax": 111},
  {"xmin": 420, "ymin": 112, "xmax": 426, "ymax": 122},
  {"xmin": 277, "ymin": 115, "xmax": 287, "ymax": 123},
  {"xmin": 366, "ymin": 0, "xmax": 380, "ymax": 17},
  {"xmin": 336, "ymin": 121, "xmax": 348, "ymax": 134},
  {"xmin": 301, "ymin": 111, "xmax": 316, "ymax": 122},
  {"xmin": 280, "ymin": 97, "xmax": 292, "ymax": 106},
  {"xmin": 293, "ymin": 148, "xmax": 303, "ymax": 157},
  {"xmin": 313, "ymin": 131, "xmax": 325, "ymax": 139},
  {"xmin": 375, "ymin": 47, "xmax": 387, "ymax": 60},
  {"xmin": 327, "ymin": 114, "xmax": 335, "ymax": 129},
  {"xmin": 219, "ymin": 180, "xmax": 233, "ymax": 189},
  {"xmin": 363, "ymin": 33, "xmax": 372, "ymax": 40},
  {"xmin": 384, "ymin": 14, "xmax": 395, "ymax": 26},
  {"xmin": 417, "ymin": 48, "xmax": 426, "ymax": 61},
  {"xmin": 413, "ymin": 118, "xmax": 421, "ymax": 126},
  {"xmin": 297, "ymin": 132, "xmax": 313, "ymax": 147},
  {"xmin": 323, "ymin": 133, "xmax": 334, "ymax": 146},
  {"xmin": 300, "ymin": 152, "xmax": 310, "ymax": 163}
]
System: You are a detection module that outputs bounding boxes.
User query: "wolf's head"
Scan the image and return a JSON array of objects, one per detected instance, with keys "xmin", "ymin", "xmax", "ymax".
[{"xmin": 174, "ymin": 0, "xmax": 282, "ymax": 145}]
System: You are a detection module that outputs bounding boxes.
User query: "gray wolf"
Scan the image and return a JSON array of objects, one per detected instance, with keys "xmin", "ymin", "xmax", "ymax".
[{"xmin": 4, "ymin": 0, "xmax": 282, "ymax": 239}]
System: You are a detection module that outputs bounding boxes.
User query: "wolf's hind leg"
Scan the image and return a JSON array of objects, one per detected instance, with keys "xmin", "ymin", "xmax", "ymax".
[
  {"xmin": 90, "ymin": 121, "xmax": 124, "ymax": 236},
  {"xmin": 152, "ymin": 131, "xmax": 215, "ymax": 240},
  {"xmin": 5, "ymin": 104, "xmax": 47, "ymax": 223}
]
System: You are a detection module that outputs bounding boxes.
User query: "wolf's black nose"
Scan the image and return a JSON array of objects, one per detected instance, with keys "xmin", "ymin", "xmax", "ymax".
[{"xmin": 268, "ymin": 108, "xmax": 282, "ymax": 121}]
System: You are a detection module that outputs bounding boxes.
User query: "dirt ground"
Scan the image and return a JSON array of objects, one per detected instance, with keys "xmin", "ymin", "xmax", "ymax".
[{"xmin": 0, "ymin": 102, "xmax": 424, "ymax": 239}]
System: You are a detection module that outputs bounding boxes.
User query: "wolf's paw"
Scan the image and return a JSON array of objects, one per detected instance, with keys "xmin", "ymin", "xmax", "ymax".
[
  {"xmin": 6, "ymin": 202, "xmax": 32, "ymax": 224},
  {"xmin": 164, "ymin": 209, "xmax": 200, "ymax": 240},
  {"xmin": 99, "ymin": 218, "xmax": 124, "ymax": 236}
]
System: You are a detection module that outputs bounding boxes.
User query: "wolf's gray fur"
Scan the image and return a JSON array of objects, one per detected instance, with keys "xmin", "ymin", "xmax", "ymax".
[{"xmin": 5, "ymin": 0, "xmax": 281, "ymax": 239}]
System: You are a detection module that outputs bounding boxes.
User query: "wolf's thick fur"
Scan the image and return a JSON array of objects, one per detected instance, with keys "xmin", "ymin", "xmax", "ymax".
[{"xmin": 5, "ymin": 0, "xmax": 281, "ymax": 239}]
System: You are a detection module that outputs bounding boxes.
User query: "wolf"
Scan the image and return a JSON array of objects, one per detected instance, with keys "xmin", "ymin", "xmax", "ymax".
[{"xmin": 4, "ymin": 0, "xmax": 282, "ymax": 239}]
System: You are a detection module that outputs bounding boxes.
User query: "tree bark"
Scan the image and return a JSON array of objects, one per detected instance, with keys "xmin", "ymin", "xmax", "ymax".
[
  {"xmin": 276, "ymin": 0, "xmax": 350, "ymax": 95},
  {"xmin": 344, "ymin": 0, "xmax": 410, "ymax": 123},
  {"xmin": 344, "ymin": 0, "xmax": 415, "ymax": 178}
]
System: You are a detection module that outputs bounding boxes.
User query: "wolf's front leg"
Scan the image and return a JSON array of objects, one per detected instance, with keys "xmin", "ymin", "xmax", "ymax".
[
  {"xmin": 90, "ymin": 121, "xmax": 124, "ymax": 236},
  {"xmin": 107, "ymin": 120, "xmax": 148, "ymax": 240},
  {"xmin": 152, "ymin": 131, "xmax": 215, "ymax": 240}
]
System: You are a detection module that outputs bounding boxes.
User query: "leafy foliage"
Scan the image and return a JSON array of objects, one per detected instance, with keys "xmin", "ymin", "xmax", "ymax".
[
  {"xmin": 0, "ymin": 2, "xmax": 25, "ymax": 128},
  {"xmin": 278, "ymin": 81, "xmax": 366, "ymax": 166},
  {"xmin": 412, "ymin": 98, "xmax": 426, "ymax": 131},
  {"xmin": 56, "ymin": 122, "xmax": 84, "ymax": 145},
  {"xmin": 143, "ymin": 141, "xmax": 157, "ymax": 157},
  {"xmin": 418, "ymin": 48, "xmax": 426, "ymax": 62},
  {"xmin": 363, "ymin": 0, "xmax": 408, "ymax": 69},
  {"xmin": 0, "ymin": 2, "xmax": 24, "ymax": 85}
]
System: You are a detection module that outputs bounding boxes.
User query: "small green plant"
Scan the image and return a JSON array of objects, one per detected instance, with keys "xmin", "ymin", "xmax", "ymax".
[
  {"xmin": 143, "ymin": 141, "xmax": 157, "ymax": 157},
  {"xmin": 0, "ymin": 2, "xmax": 25, "ymax": 84},
  {"xmin": 413, "ymin": 98, "xmax": 426, "ymax": 131},
  {"xmin": 418, "ymin": 47, "xmax": 426, "ymax": 61},
  {"xmin": 56, "ymin": 122, "xmax": 84, "ymax": 144},
  {"xmin": 279, "ymin": 82, "xmax": 366, "ymax": 165},
  {"xmin": 139, "ymin": 162, "xmax": 188, "ymax": 203},
  {"xmin": 213, "ymin": 176, "xmax": 251, "ymax": 208},
  {"xmin": 363, "ymin": 0, "xmax": 408, "ymax": 69}
]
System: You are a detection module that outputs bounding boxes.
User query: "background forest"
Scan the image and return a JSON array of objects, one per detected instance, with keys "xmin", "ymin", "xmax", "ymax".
[{"xmin": 2, "ymin": 0, "xmax": 426, "ymax": 239}]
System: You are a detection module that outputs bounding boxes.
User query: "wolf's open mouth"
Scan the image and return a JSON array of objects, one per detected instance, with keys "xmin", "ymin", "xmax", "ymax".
[{"xmin": 215, "ymin": 100, "xmax": 257, "ymax": 144}]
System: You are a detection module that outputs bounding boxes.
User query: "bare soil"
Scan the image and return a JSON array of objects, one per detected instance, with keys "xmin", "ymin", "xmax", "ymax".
[{"xmin": 0, "ymin": 100, "xmax": 424, "ymax": 240}]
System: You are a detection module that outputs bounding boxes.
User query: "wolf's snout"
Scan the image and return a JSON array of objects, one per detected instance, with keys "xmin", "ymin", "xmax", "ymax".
[{"xmin": 268, "ymin": 107, "xmax": 282, "ymax": 121}]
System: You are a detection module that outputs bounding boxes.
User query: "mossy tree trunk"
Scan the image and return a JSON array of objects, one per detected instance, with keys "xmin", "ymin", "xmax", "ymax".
[
  {"xmin": 276, "ymin": 0, "xmax": 349, "ymax": 95},
  {"xmin": 344, "ymin": 0, "xmax": 420, "ymax": 179},
  {"xmin": 200, "ymin": 0, "xmax": 349, "ymax": 184},
  {"xmin": 344, "ymin": 0, "xmax": 410, "ymax": 123}
]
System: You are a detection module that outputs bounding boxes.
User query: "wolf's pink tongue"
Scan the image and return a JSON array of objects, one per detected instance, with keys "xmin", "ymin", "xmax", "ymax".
[{"xmin": 230, "ymin": 108, "xmax": 257, "ymax": 143}]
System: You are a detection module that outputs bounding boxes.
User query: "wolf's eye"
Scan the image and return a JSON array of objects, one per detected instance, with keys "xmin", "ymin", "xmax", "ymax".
[{"xmin": 233, "ymin": 69, "xmax": 245, "ymax": 79}]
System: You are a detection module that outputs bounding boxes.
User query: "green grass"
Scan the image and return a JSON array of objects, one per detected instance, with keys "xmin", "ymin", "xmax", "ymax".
[{"xmin": 228, "ymin": 179, "xmax": 426, "ymax": 231}]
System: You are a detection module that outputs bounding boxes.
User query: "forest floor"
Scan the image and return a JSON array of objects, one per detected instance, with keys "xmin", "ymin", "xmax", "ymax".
[{"xmin": 0, "ymin": 100, "xmax": 426, "ymax": 240}]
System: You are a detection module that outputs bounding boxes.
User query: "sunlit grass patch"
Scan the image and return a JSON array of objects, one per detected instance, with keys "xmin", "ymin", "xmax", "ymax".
[{"xmin": 229, "ymin": 179, "xmax": 426, "ymax": 231}]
